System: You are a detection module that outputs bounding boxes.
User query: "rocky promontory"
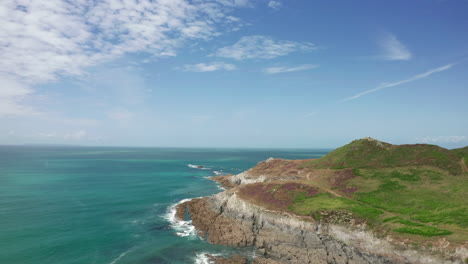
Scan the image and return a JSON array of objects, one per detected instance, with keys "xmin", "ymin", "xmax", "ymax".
[{"xmin": 176, "ymin": 139, "xmax": 468, "ymax": 263}]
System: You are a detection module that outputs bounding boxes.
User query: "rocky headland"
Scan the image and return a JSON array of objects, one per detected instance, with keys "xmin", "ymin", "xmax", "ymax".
[{"xmin": 176, "ymin": 139, "xmax": 468, "ymax": 263}]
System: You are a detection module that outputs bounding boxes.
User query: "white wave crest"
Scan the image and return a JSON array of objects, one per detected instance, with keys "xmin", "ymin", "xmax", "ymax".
[
  {"xmin": 213, "ymin": 170, "xmax": 223, "ymax": 175},
  {"xmin": 194, "ymin": 253, "xmax": 219, "ymax": 264},
  {"xmin": 164, "ymin": 198, "xmax": 197, "ymax": 238},
  {"xmin": 188, "ymin": 164, "xmax": 210, "ymax": 170},
  {"xmin": 193, "ymin": 251, "xmax": 255, "ymax": 264}
]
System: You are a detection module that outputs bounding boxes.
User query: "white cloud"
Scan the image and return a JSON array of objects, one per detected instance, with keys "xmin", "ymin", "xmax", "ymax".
[
  {"xmin": 0, "ymin": 0, "xmax": 251, "ymax": 116},
  {"xmin": 216, "ymin": 0, "xmax": 252, "ymax": 7},
  {"xmin": 268, "ymin": 1, "xmax": 282, "ymax": 9},
  {"xmin": 263, "ymin": 64, "xmax": 318, "ymax": 74},
  {"xmin": 416, "ymin": 136, "xmax": 467, "ymax": 144},
  {"xmin": 0, "ymin": 97, "xmax": 36, "ymax": 116},
  {"xmin": 178, "ymin": 62, "xmax": 236, "ymax": 72},
  {"xmin": 214, "ymin": 35, "xmax": 318, "ymax": 60},
  {"xmin": 341, "ymin": 63, "xmax": 454, "ymax": 102},
  {"xmin": 0, "ymin": 74, "xmax": 36, "ymax": 115},
  {"xmin": 0, "ymin": 75, "xmax": 32, "ymax": 98},
  {"xmin": 379, "ymin": 32, "xmax": 412, "ymax": 61}
]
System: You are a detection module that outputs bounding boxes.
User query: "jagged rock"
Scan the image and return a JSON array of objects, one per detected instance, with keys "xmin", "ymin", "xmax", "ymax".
[
  {"xmin": 207, "ymin": 254, "xmax": 248, "ymax": 264},
  {"xmin": 251, "ymin": 257, "xmax": 283, "ymax": 264},
  {"xmin": 210, "ymin": 175, "xmax": 237, "ymax": 189}
]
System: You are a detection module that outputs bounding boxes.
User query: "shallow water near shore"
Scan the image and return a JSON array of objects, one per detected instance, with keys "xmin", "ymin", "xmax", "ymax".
[{"xmin": 0, "ymin": 146, "xmax": 329, "ymax": 264}]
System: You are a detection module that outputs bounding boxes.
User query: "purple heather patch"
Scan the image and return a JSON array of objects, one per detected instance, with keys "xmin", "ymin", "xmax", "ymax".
[
  {"xmin": 331, "ymin": 169, "xmax": 358, "ymax": 194},
  {"xmin": 239, "ymin": 182, "xmax": 319, "ymax": 209}
]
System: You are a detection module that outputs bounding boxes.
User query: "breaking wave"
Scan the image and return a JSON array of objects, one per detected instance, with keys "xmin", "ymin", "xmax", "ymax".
[{"xmin": 164, "ymin": 198, "xmax": 197, "ymax": 238}]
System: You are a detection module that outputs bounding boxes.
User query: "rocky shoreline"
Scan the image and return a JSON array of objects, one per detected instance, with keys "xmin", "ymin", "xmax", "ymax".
[{"xmin": 175, "ymin": 165, "xmax": 467, "ymax": 264}]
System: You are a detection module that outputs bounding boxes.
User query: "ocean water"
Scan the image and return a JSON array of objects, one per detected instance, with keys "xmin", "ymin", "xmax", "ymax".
[{"xmin": 0, "ymin": 146, "xmax": 329, "ymax": 264}]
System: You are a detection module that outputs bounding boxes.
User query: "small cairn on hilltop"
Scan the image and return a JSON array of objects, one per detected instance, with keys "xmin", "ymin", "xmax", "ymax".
[
  {"xmin": 256, "ymin": 157, "xmax": 276, "ymax": 165},
  {"xmin": 362, "ymin": 137, "xmax": 384, "ymax": 147}
]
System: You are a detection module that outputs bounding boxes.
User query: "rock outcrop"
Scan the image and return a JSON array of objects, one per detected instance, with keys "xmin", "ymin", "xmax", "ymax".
[{"xmin": 205, "ymin": 254, "xmax": 248, "ymax": 264}]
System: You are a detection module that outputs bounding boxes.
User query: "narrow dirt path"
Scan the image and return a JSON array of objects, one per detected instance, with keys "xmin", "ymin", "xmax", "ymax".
[
  {"xmin": 461, "ymin": 158, "xmax": 468, "ymax": 172},
  {"xmin": 319, "ymin": 186, "xmax": 344, "ymax": 198}
]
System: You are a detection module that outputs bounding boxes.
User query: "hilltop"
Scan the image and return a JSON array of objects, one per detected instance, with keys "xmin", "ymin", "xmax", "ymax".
[{"xmin": 302, "ymin": 137, "xmax": 464, "ymax": 174}]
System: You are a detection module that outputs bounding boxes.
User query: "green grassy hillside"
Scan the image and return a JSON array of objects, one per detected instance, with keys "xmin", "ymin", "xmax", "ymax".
[{"xmin": 303, "ymin": 137, "xmax": 463, "ymax": 175}]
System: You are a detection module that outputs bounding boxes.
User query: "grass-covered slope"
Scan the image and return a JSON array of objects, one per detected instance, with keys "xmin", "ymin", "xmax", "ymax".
[
  {"xmin": 302, "ymin": 137, "xmax": 463, "ymax": 175},
  {"xmin": 236, "ymin": 138, "xmax": 468, "ymax": 244}
]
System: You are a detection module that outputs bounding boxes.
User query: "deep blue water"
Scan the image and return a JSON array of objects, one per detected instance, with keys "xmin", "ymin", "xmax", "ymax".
[{"xmin": 0, "ymin": 146, "xmax": 329, "ymax": 264}]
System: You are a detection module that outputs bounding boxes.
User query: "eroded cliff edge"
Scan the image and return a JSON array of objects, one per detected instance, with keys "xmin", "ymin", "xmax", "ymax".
[
  {"xmin": 176, "ymin": 139, "xmax": 468, "ymax": 264},
  {"xmin": 178, "ymin": 189, "xmax": 465, "ymax": 264}
]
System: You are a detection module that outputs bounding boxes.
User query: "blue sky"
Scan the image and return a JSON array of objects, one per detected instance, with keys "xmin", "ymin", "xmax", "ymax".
[{"xmin": 1, "ymin": 0, "xmax": 467, "ymax": 148}]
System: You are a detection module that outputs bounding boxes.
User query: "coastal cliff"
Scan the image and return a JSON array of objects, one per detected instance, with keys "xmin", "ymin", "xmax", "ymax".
[{"xmin": 176, "ymin": 138, "xmax": 468, "ymax": 263}]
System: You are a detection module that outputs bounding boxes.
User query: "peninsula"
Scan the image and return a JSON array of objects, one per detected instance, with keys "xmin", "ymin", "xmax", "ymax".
[{"xmin": 176, "ymin": 138, "xmax": 468, "ymax": 264}]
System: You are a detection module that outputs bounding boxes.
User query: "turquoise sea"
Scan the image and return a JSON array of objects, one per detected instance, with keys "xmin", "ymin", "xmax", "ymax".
[{"xmin": 0, "ymin": 146, "xmax": 329, "ymax": 264}]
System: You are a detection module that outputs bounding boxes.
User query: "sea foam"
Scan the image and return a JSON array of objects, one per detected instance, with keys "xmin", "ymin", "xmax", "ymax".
[
  {"xmin": 164, "ymin": 198, "xmax": 197, "ymax": 238},
  {"xmin": 194, "ymin": 253, "xmax": 220, "ymax": 264}
]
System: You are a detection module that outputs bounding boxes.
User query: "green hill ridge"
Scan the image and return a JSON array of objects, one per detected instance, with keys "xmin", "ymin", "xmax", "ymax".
[{"xmin": 303, "ymin": 137, "xmax": 465, "ymax": 175}]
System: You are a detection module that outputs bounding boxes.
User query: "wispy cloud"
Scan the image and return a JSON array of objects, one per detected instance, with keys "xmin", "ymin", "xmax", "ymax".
[
  {"xmin": 341, "ymin": 63, "xmax": 455, "ymax": 102},
  {"xmin": 416, "ymin": 136, "xmax": 467, "ymax": 144},
  {"xmin": 263, "ymin": 64, "xmax": 318, "ymax": 74},
  {"xmin": 216, "ymin": 0, "xmax": 253, "ymax": 8},
  {"xmin": 39, "ymin": 130, "xmax": 88, "ymax": 140},
  {"xmin": 214, "ymin": 35, "xmax": 318, "ymax": 60},
  {"xmin": 178, "ymin": 62, "xmax": 236, "ymax": 72},
  {"xmin": 379, "ymin": 32, "xmax": 412, "ymax": 61},
  {"xmin": 0, "ymin": 0, "xmax": 251, "ymax": 116},
  {"xmin": 268, "ymin": 1, "xmax": 282, "ymax": 9}
]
